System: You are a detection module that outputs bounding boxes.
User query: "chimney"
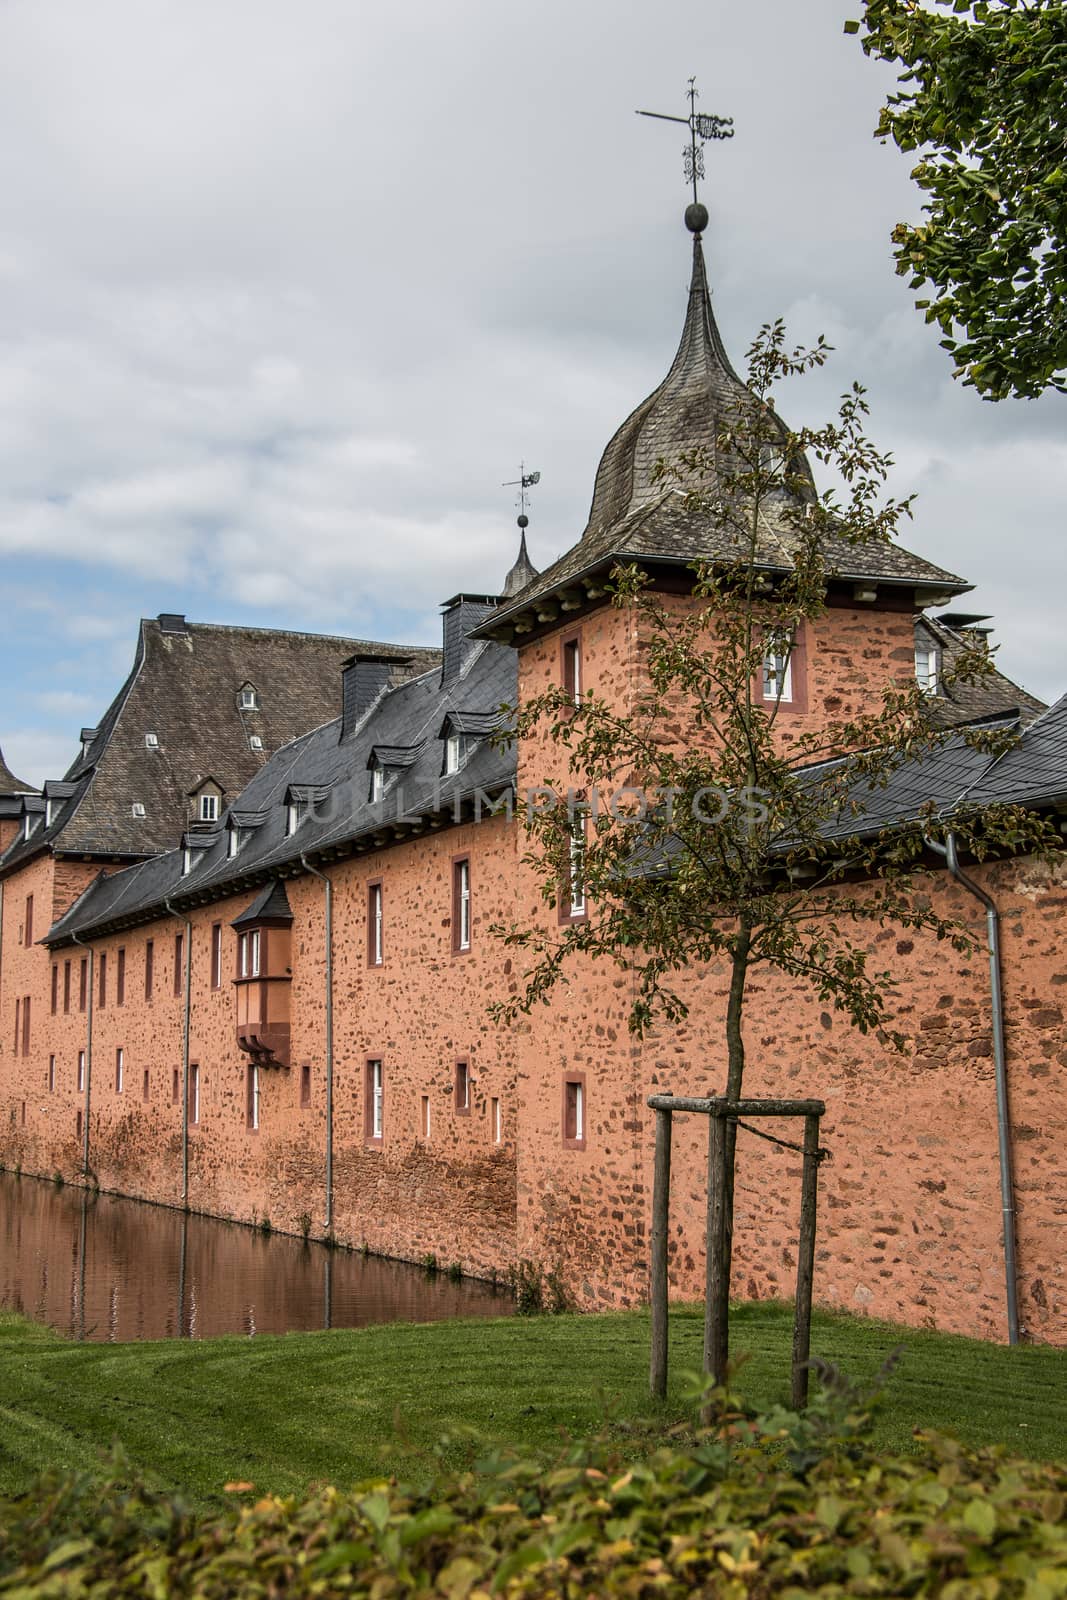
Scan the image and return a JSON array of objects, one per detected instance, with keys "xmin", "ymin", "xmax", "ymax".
[
  {"xmin": 441, "ymin": 595, "xmax": 497, "ymax": 685},
  {"xmin": 341, "ymin": 654, "xmax": 412, "ymax": 739}
]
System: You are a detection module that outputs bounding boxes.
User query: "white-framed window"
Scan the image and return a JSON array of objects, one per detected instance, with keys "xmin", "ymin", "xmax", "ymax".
[
  {"xmin": 368, "ymin": 882, "xmax": 383, "ymax": 966},
  {"xmin": 566, "ymin": 1080, "xmax": 585, "ymax": 1142},
  {"xmin": 229, "ymin": 826, "xmax": 249, "ymax": 858},
  {"xmin": 915, "ymin": 644, "xmax": 939, "ymax": 695},
  {"xmin": 132, "ymin": 802, "xmax": 146, "ymax": 819},
  {"xmin": 421, "ymin": 1094, "xmax": 431, "ymax": 1139},
  {"xmin": 190, "ymin": 1063, "xmax": 200, "ymax": 1126},
  {"xmin": 762, "ymin": 634, "xmax": 793, "ymax": 702},
  {"xmin": 563, "ymin": 636, "xmax": 582, "ymax": 704},
  {"xmin": 77, "ymin": 1050, "xmax": 85, "ymax": 1093},
  {"xmin": 199, "ymin": 793, "xmax": 219, "ymax": 823},
  {"xmin": 182, "ymin": 847, "xmax": 192, "ymax": 877},
  {"xmin": 568, "ymin": 824, "xmax": 586, "ymax": 917},
  {"xmin": 454, "ymin": 858, "xmax": 471, "ymax": 951},
  {"xmin": 145, "ymin": 732, "xmax": 159, "ymax": 749},
  {"xmin": 45, "ymin": 799, "xmax": 56, "ymax": 827},
  {"xmin": 238, "ymin": 686, "xmax": 259, "ymax": 711},
  {"xmin": 445, "ymin": 732, "xmax": 465, "ymax": 775},
  {"xmin": 115, "ymin": 1048, "xmax": 124, "ymax": 1094},
  {"xmin": 491, "ymin": 1096, "xmax": 502, "ymax": 1144},
  {"xmin": 249, "ymin": 735, "xmax": 263, "ymax": 752},
  {"xmin": 239, "ymin": 929, "xmax": 261, "ymax": 978},
  {"xmin": 248, "ymin": 1063, "xmax": 260, "ymax": 1131},
  {"xmin": 370, "ymin": 765, "xmax": 387, "ymax": 802},
  {"xmin": 368, "ymin": 1059, "xmax": 383, "ymax": 1140},
  {"xmin": 286, "ymin": 801, "xmax": 307, "ymax": 836}
]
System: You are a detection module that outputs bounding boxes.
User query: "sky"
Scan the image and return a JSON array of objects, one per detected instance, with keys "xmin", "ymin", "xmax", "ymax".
[{"xmin": 1, "ymin": 0, "xmax": 1063, "ymax": 788}]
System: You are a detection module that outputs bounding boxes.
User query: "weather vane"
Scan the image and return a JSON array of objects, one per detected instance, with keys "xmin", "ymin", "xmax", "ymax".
[
  {"xmin": 636, "ymin": 77, "xmax": 734, "ymax": 208},
  {"xmin": 502, "ymin": 463, "xmax": 540, "ymax": 528}
]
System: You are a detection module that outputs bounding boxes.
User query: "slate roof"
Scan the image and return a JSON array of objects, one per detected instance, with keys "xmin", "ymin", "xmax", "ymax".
[
  {"xmin": 0, "ymin": 746, "xmax": 35, "ymax": 796},
  {"xmin": 0, "ymin": 615, "xmax": 438, "ymax": 876},
  {"xmin": 917, "ymin": 615, "xmax": 1045, "ymax": 730},
  {"xmin": 47, "ymin": 635, "xmax": 518, "ymax": 947},
  {"xmin": 479, "ymin": 231, "xmax": 970, "ymax": 637}
]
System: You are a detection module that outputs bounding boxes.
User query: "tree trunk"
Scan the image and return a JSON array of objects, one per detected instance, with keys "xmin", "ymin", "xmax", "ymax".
[{"xmin": 721, "ymin": 915, "xmax": 752, "ymax": 1293}]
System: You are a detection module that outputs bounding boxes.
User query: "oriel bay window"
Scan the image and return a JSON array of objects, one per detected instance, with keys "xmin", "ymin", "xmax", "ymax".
[{"xmin": 233, "ymin": 881, "xmax": 293, "ymax": 1072}]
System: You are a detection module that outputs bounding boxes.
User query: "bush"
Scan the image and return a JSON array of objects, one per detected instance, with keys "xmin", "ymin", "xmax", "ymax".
[{"xmin": 2, "ymin": 1382, "xmax": 1065, "ymax": 1597}]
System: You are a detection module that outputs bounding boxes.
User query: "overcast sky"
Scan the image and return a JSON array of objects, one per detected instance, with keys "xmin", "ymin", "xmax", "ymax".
[{"xmin": 2, "ymin": 0, "xmax": 1063, "ymax": 787}]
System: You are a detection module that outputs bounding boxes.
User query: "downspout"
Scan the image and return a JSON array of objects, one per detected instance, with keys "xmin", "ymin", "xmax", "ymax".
[
  {"xmin": 925, "ymin": 831, "xmax": 1020, "ymax": 1345},
  {"xmin": 300, "ymin": 856, "xmax": 334, "ymax": 1236},
  {"xmin": 165, "ymin": 900, "xmax": 194, "ymax": 1211},
  {"xmin": 70, "ymin": 932, "xmax": 94, "ymax": 1181}
]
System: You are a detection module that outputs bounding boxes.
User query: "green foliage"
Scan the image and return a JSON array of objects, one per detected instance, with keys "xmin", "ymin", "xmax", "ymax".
[
  {"xmin": 447, "ymin": 1261, "xmax": 464, "ymax": 1283},
  {"xmin": 850, "ymin": 0, "xmax": 1067, "ymax": 399},
  {"xmin": 298, "ymin": 1212, "xmax": 312, "ymax": 1242},
  {"xmin": 508, "ymin": 1260, "xmax": 572, "ymax": 1316},
  {"xmin": 422, "ymin": 1252, "xmax": 439, "ymax": 1275},
  {"xmin": 1, "ymin": 1397, "xmax": 1065, "ymax": 1597}
]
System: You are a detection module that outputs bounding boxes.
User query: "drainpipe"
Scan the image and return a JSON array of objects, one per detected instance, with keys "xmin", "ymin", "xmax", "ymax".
[
  {"xmin": 300, "ymin": 856, "xmax": 334, "ymax": 1236},
  {"xmin": 165, "ymin": 900, "xmax": 194, "ymax": 1211},
  {"xmin": 925, "ymin": 831, "xmax": 1020, "ymax": 1345},
  {"xmin": 70, "ymin": 932, "xmax": 94, "ymax": 1181}
]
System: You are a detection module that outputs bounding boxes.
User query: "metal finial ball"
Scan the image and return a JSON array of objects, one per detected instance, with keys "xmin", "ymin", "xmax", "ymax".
[
  {"xmin": 685, "ymin": 202, "xmax": 709, "ymax": 235},
  {"xmin": 517, "ymin": 513, "xmax": 529, "ymax": 528}
]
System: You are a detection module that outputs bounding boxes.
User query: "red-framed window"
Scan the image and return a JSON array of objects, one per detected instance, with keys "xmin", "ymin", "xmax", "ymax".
[
  {"xmin": 452, "ymin": 856, "xmax": 471, "ymax": 954},
  {"xmin": 173, "ymin": 933, "xmax": 184, "ymax": 996},
  {"xmin": 562, "ymin": 1073, "xmax": 587, "ymax": 1150},
  {"xmin": 51, "ymin": 964, "xmax": 58, "ymax": 1015},
  {"xmin": 98, "ymin": 952, "xmax": 107, "ymax": 1009},
  {"xmin": 63, "ymin": 960, "xmax": 71, "ymax": 1014},
  {"xmin": 300, "ymin": 1063, "xmax": 311, "ymax": 1107},
  {"xmin": 365, "ymin": 1058, "xmax": 384, "ymax": 1144},
  {"xmin": 367, "ymin": 881, "xmax": 383, "ymax": 967},
  {"xmin": 754, "ymin": 622, "xmax": 808, "ymax": 713},
  {"xmin": 211, "ymin": 923, "xmax": 223, "ymax": 990},
  {"xmin": 560, "ymin": 629, "xmax": 582, "ymax": 706},
  {"xmin": 23, "ymin": 894, "xmax": 33, "ymax": 947},
  {"xmin": 78, "ymin": 958, "xmax": 87, "ymax": 1012}
]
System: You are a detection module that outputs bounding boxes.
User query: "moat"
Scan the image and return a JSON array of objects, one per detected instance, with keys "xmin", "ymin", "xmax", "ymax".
[{"xmin": 0, "ymin": 1172, "xmax": 513, "ymax": 1341}]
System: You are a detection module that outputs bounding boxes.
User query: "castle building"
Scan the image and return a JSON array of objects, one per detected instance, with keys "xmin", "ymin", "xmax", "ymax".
[{"xmin": 1, "ymin": 216, "xmax": 1063, "ymax": 1344}]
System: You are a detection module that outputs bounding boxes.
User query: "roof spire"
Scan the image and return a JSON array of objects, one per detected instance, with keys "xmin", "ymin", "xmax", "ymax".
[{"xmin": 501, "ymin": 463, "xmax": 541, "ymax": 598}]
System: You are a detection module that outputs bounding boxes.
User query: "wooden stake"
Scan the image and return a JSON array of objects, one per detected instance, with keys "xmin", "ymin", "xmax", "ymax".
[
  {"xmin": 791, "ymin": 1113, "xmax": 821, "ymax": 1409},
  {"xmin": 703, "ymin": 1110, "xmax": 729, "ymax": 1419},
  {"xmin": 649, "ymin": 1103, "xmax": 673, "ymax": 1398}
]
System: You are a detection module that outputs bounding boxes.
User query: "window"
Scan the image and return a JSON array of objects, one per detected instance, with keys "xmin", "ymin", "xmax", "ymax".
[
  {"xmin": 117, "ymin": 948, "xmax": 126, "ymax": 1006},
  {"xmin": 144, "ymin": 732, "xmax": 159, "ymax": 749},
  {"xmin": 199, "ymin": 793, "xmax": 219, "ymax": 822},
  {"xmin": 762, "ymin": 634, "xmax": 793, "ymax": 703},
  {"xmin": 300, "ymin": 1063, "xmax": 311, "ymax": 1107},
  {"xmin": 445, "ymin": 733, "xmax": 465, "ymax": 775},
  {"xmin": 563, "ymin": 1075, "xmax": 586, "ymax": 1148},
  {"xmin": 561, "ymin": 632, "xmax": 582, "ymax": 705},
  {"xmin": 211, "ymin": 923, "xmax": 222, "ymax": 990},
  {"xmin": 23, "ymin": 895, "xmax": 33, "ymax": 947},
  {"xmin": 98, "ymin": 952, "xmax": 107, "ymax": 1009},
  {"xmin": 563, "ymin": 821, "xmax": 587, "ymax": 921},
  {"xmin": 370, "ymin": 765, "xmax": 387, "ymax": 802},
  {"xmin": 45, "ymin": 799, "xmax": 56, "ymax": 827},
  {"xmin": 367, "ymin": 882, "xmax": 383, "ymax": 966},
  {"xmin": 174, "ymin": 932, "xmax": 184, "ymax": 995},
  {"xmin": 172, "ymin": 1067, "xmax": 180, "ymax": 1104},
  {"xmin": 286, "ymin": 801, "xmax": 306, "ymax": 836},
  {"xmin": 13, "ymin": 998, "xmax": 19, "ymax": 1054},
  {"xmin": 421, "ymin": 1094, "xmax": 431, "ymax": 1139},
  {"xmin": 454, "ymin": 1059, "xmax": 470, "ymax": 1115},
  {"xmin": 48, "ymin": 1055, "xmax": 56, "ymax": 1093},
  {"xmin": 77, "ymin": 1051, "xmax": 86, "ymax": 1094},
  {"xmin": 21, "ymin": 996, "xmax": 30, "ymax": 1056},
  {"xmin": 142, "ymin": 1068, "xmax": 150, "ymax": 1101},
  {"xmin": 51, "ymin": 964, "xmax": 58, "ymax": 1016},
  {"xmin": 78, "ymin": 958, "xmax": 87, "ymax": 1012},
  {"xmin": 76, "ymin": 1109, "xmax": 83, "ymax": 1140},
  {"xmin": 249, "ymin": 735, "xmax": 263, "ymax": 752},
  {"xmin": 366, "ymin": 1059, "xmax": 384, "ymax": 1142},
  {"xmin": 115, "ymin": 1048, "xmax": 124, "ymax": 1094},
  {"xmin": 238, "ymin": 685, "xmax": 259, "ymax": 711},
  {"xmin": 181, "ymin": 848, "xmax": 193, "ymax": 877},
  {"xmin": 915, "ymin": 644, "xmax": 939, "ymax": 695},
  {"xmin": 189, "ymin": 1064, "xmax": 200, "ymax": 1126},
  {"xmin": 144, "ymin": 941, "xmax": 153, "ymax": 1001},
  {"xmin": 239, "ymin": 929, "xmax": 260, "ymax": 978},
  {"xmin": 229, "ymin": 826, "xmax": 249, "ymax": 858},
  {"xmin": 491, "ymin": 1096, "xmax": 502, "ymax": 1145},
  {"xmin": 452, "ymin": 857, "xmax": 471, "ymax": 953},
  {"xmin": 132, "ymin": 802, "xmax": 146, "ymax": 818},
  {"xmin": 247, "ymin": 1064, "xmax": 260, "ymax": 1130},
  {"xmin": 63, "ymin": 960, "xmax": 71, "ymax": 1014}
]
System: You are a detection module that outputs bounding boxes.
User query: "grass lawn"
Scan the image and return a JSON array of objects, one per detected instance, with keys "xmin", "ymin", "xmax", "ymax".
[{"xmin": 0, "ymin": 1303, "xmax": 1063, "ymax": 1509}]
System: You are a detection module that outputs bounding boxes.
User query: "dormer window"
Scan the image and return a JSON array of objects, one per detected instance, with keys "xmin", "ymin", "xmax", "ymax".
[
  {"xmin": 915, "ymin": 644, "xmax": 940, "ymax": 695},
  {"xmin": 249, "ymin": 735, "xmax": 263, "ymax": 752},
  {"xmin": 238, "ymin": 685, "xmax": 259, "ymax": 712},
  {"xmin": 370, "ymin": 766, "xmax": 388, "ymax": 802},
  {"xmin": 445, "ymin": 733, "xmax": 466, "ymax": 775},
  {"xmin": 287, "ymin": 802, "xmax": 307, "ymax": 836},
  {"xmin": 199, "ymin": 793, "xmax": 219, "ymax": 823},
  {"xmin": 45, "ymin": 799, "xmax": 56, "ymax": 828},
  {"xmin": 145, "ymin": 732, "xmax": 159, "ymax": 749},
  {"xmin": 229, "ymin": 827, "xmax": 246, "ymax": 858},
  {"xmin": 182, "ymin": 847, "xmax": 193, "ymax": 876},
  {"xmin": 132, "ymin": 802, "xmax": 146, "ymax": 819}
]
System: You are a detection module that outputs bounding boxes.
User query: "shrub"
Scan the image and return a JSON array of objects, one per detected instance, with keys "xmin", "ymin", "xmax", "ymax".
[{"xmin": 3, "ymin": 1392, "xmax": 1063, "ymax": 1597}]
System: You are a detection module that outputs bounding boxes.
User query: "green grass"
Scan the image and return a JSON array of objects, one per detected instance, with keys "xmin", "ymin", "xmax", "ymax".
[{"xmin": 0, "ymin": 1303, "xmax": 1063, "ymax": 1509}]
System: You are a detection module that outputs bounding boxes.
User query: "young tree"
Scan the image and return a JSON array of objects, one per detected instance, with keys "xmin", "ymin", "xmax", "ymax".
[
  {"xmin": 493, "ymin": 322, "xmax": 1056, "ymax": 1345},
  {"xmin": 848, "ymin": 0, "xmax": 1067, "ymax": 400}
]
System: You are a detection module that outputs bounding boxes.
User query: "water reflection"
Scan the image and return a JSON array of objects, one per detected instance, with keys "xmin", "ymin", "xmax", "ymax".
[{"xmin": 0, "ymin": 1173, "xmax": 512, "ymax": 1342}]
